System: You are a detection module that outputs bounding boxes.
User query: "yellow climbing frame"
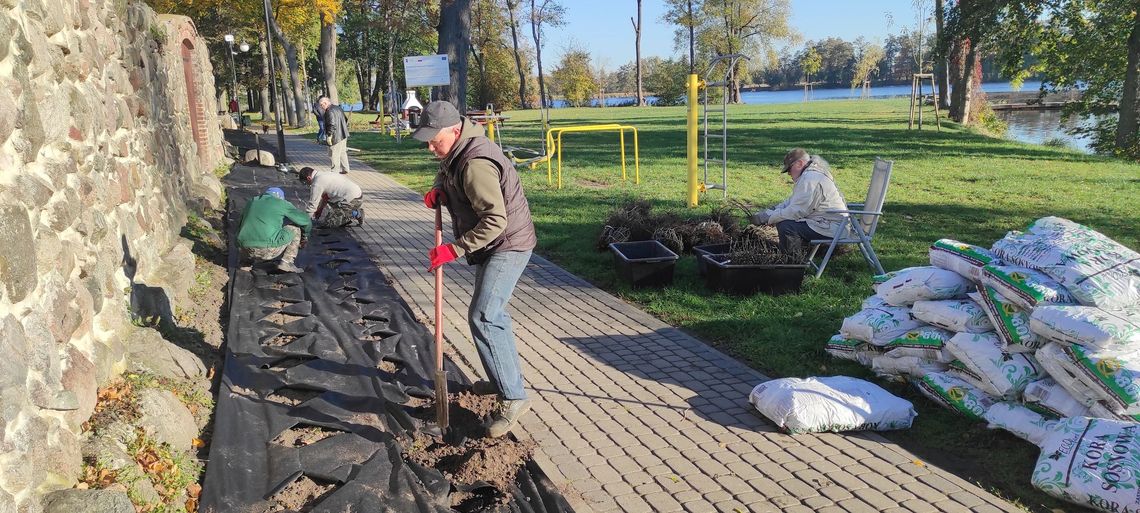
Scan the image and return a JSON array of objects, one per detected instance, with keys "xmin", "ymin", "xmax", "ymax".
[{"xmin": 544, "ymin": 124, "xmax": 640, "ymax": 189}]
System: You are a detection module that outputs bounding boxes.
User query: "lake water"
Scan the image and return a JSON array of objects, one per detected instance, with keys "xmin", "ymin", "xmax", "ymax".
[{"xmin": 996, "ymin": 109, "xmax": 1098, "ymax": 153}]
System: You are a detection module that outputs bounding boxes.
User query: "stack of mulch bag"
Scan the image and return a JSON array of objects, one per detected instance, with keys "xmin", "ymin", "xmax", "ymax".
[{"xmin": 826, "ymin": 216, "xmax": 1140, "ymax": 512}]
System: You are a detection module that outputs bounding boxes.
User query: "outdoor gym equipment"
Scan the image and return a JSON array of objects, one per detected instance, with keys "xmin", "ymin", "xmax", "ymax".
[
  {"xmin": 434, "ymin": 204, "xmax": 449, "ymax": 429},
  {"xmin": 468, "ymin": 103, "xmax": 510, "ymax": 152},
  {"xmin": 500, "ymin": 102, "xmax": 553, "ymax": 168},
  {"xmin": 687, "ymin": 53, "xmax": 750, "ymax": 206},
  {"xmin": 544, "ymin": 124, "xmax": 640, "ymax": 189}
]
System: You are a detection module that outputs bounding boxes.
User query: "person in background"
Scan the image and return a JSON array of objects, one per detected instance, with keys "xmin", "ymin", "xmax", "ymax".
[
  {"xmin": 415, "ymin": 101, "xmax": 537, "ymax": 438},
  {"xmin": 236, "ymin": 187, "xmax": 312, "ymax": 273},
  {"xmin": 751, "ymin": 148, "xmax": 849, "ymax": 251},
  {"xmin": 320, "ymin": 97, "xmax": 351, "ymax": 174},
  {"xmin": 298, "ymin": 166, "xmax": 364, "ymax": 228},
  {"xmin": 313, "ymin": 99, "xmax": 326, "ymax": 144}
]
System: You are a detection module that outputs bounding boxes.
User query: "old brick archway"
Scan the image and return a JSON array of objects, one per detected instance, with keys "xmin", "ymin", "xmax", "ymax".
[{"xmin": 181, "ymin": 38, "xmax": 207, "ymax": 158}]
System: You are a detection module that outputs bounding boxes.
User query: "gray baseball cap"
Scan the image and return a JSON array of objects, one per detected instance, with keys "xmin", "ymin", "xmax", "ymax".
[{"xmin": 411, "ymin": 101, "xmax": 462, "ymax": 142}]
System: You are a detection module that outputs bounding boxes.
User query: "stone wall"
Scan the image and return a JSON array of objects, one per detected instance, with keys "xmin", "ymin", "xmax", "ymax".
[{"xmin": 0, "ymin": 0, "xmax": 224, "ymax": 510}]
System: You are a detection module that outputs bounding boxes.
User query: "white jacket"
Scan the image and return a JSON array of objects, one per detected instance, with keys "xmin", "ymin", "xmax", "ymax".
[
  {"xmin": 762, "ymin": 156, "xmax": 848, "ymax": 237},
  {"xmin": 306, "ymin": 170, "xmax": 363, "ymax": 214}
]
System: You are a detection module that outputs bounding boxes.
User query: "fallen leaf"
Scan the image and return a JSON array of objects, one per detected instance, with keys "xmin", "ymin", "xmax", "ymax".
[
  {"xmin": 187, "ymin": 483, "xmax": 202, "ymax": 498},
  {"xmin": 186, "ymin": 497, "xmax": 199, "ymax": 512},
  {"xmin": 192, "ymin": 438, "xmax": 206, "ymax": 448},
  {"xmin": 76, "ymin": 482, "xmax": 89, "ymax": 490},
  {"xmin": 912, "ymin": 459, "xmax": 925, "ymax": 467}
]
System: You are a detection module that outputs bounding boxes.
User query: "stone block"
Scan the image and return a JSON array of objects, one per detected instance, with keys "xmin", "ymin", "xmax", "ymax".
[
  {"xmin": 136, "ymin": 388, "xmax": 196, "ymax": 452},
  {"xmin": 125, "ymin": 327, "xmax": 206, "ymax": 382},
  {"xmin": 1, "ymin": 412, "xmax": 48, "ymax": 493},
  {"xmin": 61, "ymin": 347, "xmax": 96, "ymax": 429},
  {"xmin": 0, "ymin": 205, "xmax": 37, "ymax": 303},
  {"xmin": 42, "ymin": 423, "xmax": 82, "ymax": 489},
  {"xmin": 245, "ymin": 149, "xmax": 274, "ymax": 167},
  {"xmin": 42, "ymin": 489, "xmax": 133, "ymax": 513},
  {"xmin": 0, "ymin": 86, "xmax": 15, "ymax": 145}
]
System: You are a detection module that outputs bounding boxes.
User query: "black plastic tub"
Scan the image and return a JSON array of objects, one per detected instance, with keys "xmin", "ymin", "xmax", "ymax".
[
  {"xmin": 702, "ymin": 254, "xmax": 808, "ymax": 295},
  {"xmin": 609, "ymin": 240, "xmax": 679, "ymax": 288},
  {"xmin": 692, "ymin": 242, "xmax": 731, "ymax": 277}
]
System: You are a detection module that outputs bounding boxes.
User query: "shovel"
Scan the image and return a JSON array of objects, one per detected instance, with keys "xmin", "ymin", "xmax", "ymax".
[{"xmin": 433, "ymin": 205, "xmax": 449, "ymax": 429}]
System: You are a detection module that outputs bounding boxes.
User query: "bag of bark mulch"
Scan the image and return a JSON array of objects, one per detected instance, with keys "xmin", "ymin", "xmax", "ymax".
[
  {"xmin": 985, "ymin": 402, "xmax": 1140, "ymax": 513},
  {"xmin": 912, "ymin": 372, "xmax": 997, "ymax": 421},
  {"xmin": 1030, "ymin": 305, "xmax": 1140, "ymax": 354},
  {"xmin": 748, "ymin": 376, "xmax": 917, "ymax": 434},
  {"xmin": 872, "ymin": 355, "xmax": 947, "ymax": 380},
  {"xmin": 1023, "ymin": 377, "xmax": 1091, "ymax": 418},
  {"xmin": 877, "ymin": 266, "xmax": 974, "ymax": 307},
  {"xmin": 912, "ymin": 299, "xmax": 993, "ymax": 333},
  {"xmin": 980, "ymin": 264, "xmax": 1077, "ymax": 311},
  {"xmin": 825, "ymin": 334, "xmax": 881, "ymax": 366},
  {"xmin": 929, "ymin": 239, "xmax": 1001, "ymax": 283},
  {"xmin": 944, "ymin": 331, "xmax": 1043, "ymax": 399},
  {"xmin": 880, "ymin": 325, "xmax": 955, "ymax": 362},
  {"xmin": 1035, "ymin": 342, "xmax": 1140, "ymax": 415},
  {"xmin": 840, "ymin": 305, "xmax": 924, "ymax": 346},
  {"xmin": 992, "ymin": 217, "xmax": 1140, "ymax": 309},
  {"xmin": 972, "ymin": 287, "xmax": 1043, "ymax": 352}
]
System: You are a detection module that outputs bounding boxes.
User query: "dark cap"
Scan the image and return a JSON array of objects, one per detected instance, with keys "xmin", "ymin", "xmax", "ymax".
[
  {"xmin": 782, "ymin": 148, "xmax": 808, "ymax": 173},
  {"xmin": 412, "ymin": 101, "xmax": 463, "ymax": 142}
]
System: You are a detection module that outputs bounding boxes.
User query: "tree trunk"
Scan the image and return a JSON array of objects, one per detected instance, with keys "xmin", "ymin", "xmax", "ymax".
[
  {"xmin": 933, "ymin": 0, "xmax": 950, "ymax": 110},
  {"xmin": 275, "ymin": 48, "xmax": 297, "ymax": 126},
  {"xmin": 632, "ymin": 0, "xmax": 644, "ymax": 106},
  {"xmin": 319, "ymin": 11, "xmax": 339, "ymax": 103},
  {"xmin": 531, "ymin": 0, "xmax": 547, "ymax": 108},
  {"xmin": 259, "ymin": 37, "xmax": 271, "ymax": 120},
  {"xmin": 505, "ymin": 0, "xmax": 531, "ymax": 109},
  {"xmin": 1116, "ymin": 8, "xmax": 1140, "ymax": 150},
  {"xmin": 437, "ymin": 0, "xmax": 472, "ymax": 112},
  {"xmin": 268, "ymin": 14, "xmax": 307, "ymax": 126},
  {"xmin": 472, "ymin": 46, "xmax": 488, "ymax": 107},
  {"xmin": 951, "ymin": 39, "xmax": 978, "ymax": 125}
]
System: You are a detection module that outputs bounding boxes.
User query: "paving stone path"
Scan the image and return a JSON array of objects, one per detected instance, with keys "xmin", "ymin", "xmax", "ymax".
[{"xmin": 274, "ymin": 135, "xmax": 1023, "ymax": 513}]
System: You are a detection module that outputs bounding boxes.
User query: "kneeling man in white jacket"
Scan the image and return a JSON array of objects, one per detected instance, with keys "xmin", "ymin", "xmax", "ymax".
[{"xmin": 752, "ymin": 148, "xmax": 848, "ymax": 251}]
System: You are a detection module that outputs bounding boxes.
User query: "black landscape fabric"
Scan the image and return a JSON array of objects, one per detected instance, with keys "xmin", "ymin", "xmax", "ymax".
[{"xmin": 201, "ymin": 162, "xmax": 571, "ymax": 513}]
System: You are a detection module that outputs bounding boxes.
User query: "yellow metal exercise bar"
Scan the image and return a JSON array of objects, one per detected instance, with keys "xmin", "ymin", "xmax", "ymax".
[{"xmin": 544, "ymin": 124, "xmax": 640, "ymax": 189}]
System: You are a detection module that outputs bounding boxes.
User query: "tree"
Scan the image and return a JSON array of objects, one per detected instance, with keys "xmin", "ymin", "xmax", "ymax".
[
  {"xmin": 469, "ymin": 0, "xmax": 521, "ymax": 108},
  {"xmin": 438, "ymin": 0, "xmax": 473, "ymax": 112},
  {"xmin": 318, "ymin": 9, "xmax": 338, "ymax": 103},
  {"xmin": 645, "ymin": 57, "xmax": 689, "ymax": 105},
  {"xmin": 503, "ymin": 0, "xmax": 532, "ymax": 108},
  {"xmin": 551, "ymin": 48, "xmax": 597, "ymax": 107},
  {"xmin": 999, "ymin": 0, "xmax": 1140, "ymax": 157},
  {"xmin": 631, "ymin": 0, "xmax": 645, "ymax": 106},
  {"xmin": 697, "ymin": 0, "xmax": 795, "ymax": 103},
  {"xmin": 941, "ymin": 0, "xmax": 1003, "ymax": 125},
  {"xmin": 851, "ymin": 41, "xmax": 885, "ymax": 95},
  {"xmin": 663, "ymin": 0, "xmax": 701, "ymax": 74},
  {"xmin": 800, "ymin": 46, "xmax": 820, "ymax": 99},
  {"xmin": 530, "ymin": 0, "xmax": 565, "ymax": 108},
  {"xmin": 933, "ymin": 0, "xmax": 949, "ymax": 108}
]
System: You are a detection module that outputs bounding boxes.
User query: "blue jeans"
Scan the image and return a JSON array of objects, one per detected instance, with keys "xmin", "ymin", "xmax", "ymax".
[
  {"xmin": 315, "ymin": 115, "xmax": 326, "ymax": 141},
  {"xmin": 775, "ymin": 220, "xmax": 828, "ymax": 252},
  {"xmin": 468, "ymin": 250, "xmax": 531, "ymax": 400}
]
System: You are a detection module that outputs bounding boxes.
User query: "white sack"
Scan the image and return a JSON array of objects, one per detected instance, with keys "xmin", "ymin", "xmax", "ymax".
[
  {"xmin": 944, "ymin": 331, "xmax": 1043, "ymax": 398},
  {"xmin": 972, "ymin": 287, "xmax": 1043, "ymax": 352},
  {"xmin": 1035, "ymin": 342, "xmax": 1140, "ymax": 415},
  {"xmin": 748, "ymin": 376, "xmax": 917, "ymax": 434},
  {"xmin": 912, "ymin": 299, "xmax": 994, "ymax": 333},
  {"xmin": 992, "ymin": 217, "xmax": 1140, "ymax": 309},
  {"xmin": 825, "ymin": 334, "xmax": 881, "ymax": 367},
  {"xmin": 980, "ymin": 264, "xmax": 1077, "ymax": 311},
  {"xmin": 877, "ymin": 266, "xmax": 974, "ymax": 307},
  {"xmin": 1023, "ymin": 378, "xmax": 1092, "ymax": 418},
  {"xmin": 1030, "ymin": 305, "xmax": 1140, "ymax": 354},
  {"xmin": 912, "ymin": 372, "xmax": 997, "ymax": 420},
  {"xmin": 880, "ymin": 325, "xmax": 955, "ymax": 362},
  {"xmin": 840, "ymin": 305, "xmax": 923, "ymax": 346},
  {"xmin": 929, "ymin": 239, "xmax": 1002, "ymax": 282}
]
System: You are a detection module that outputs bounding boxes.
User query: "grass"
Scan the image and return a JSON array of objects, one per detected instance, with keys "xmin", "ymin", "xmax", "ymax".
[{"xmin": 353, "ymin": 99, "xmax": 1138, "ymax": 512}]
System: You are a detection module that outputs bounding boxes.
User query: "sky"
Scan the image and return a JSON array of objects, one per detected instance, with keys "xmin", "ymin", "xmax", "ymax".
[{"xmin": 541, "ymin": 0, "xmax": 924, "ymax": 68}]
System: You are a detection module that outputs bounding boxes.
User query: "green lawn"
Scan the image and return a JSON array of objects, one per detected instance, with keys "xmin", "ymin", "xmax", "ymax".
[{"xmin": 349, "ymin": 100, "xmax": 1139, "ymax": 512}]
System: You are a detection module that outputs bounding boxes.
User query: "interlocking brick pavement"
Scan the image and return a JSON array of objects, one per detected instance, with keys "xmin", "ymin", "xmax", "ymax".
[{"xmin": 272, "ymin": 136, "xmax": 1025, "ymax": 513}]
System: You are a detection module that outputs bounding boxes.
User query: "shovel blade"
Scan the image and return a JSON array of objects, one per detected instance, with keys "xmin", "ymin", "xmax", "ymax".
[{"xmin": 434, "ymin": 369, "xmax": 449, "ymax": 428}]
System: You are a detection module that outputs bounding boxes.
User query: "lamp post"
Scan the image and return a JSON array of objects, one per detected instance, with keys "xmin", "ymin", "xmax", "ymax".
[
  {"xmin": 262, "ymin": 0, "xmax": 287, "ymax": 167},
  {"xmin": 224, "ymin": 34, "xmax": 238, "ymax": 124}
]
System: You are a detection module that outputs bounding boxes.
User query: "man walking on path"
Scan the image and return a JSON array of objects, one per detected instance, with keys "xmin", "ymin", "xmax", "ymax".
[
  {"xmin": 415, "ymin": 101, "xmax": 537, "ymax": 438},
  {"xmin": 313, "ymin": 99, "xmax": 327, "ymax": 144},
  {"xmin": 299, "ymin": 166, "xmax": 364, "ymax": 228},
  {"xmin": 751, "ymin": 148, "xmax": 849, "ymax": 252},
  {"xmin": 320, "ymin": 97, "xmax": 351, "ymax": 174},
  {"xmin": 236, "ymin": 187, "xmax": 312, "ymax": 273}
]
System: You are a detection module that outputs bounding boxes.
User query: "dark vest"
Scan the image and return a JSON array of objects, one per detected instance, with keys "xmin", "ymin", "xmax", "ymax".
[{"xmin": 441, "ymin": 135, "xmax": 537, "ymax": 264}]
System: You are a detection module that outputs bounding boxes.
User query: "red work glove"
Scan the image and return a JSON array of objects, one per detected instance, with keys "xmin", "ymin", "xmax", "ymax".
[
  {"xmin": 423, "ymin": 188, "xmax": 446, "ymax": 209},
  {"xmin": 428, "ymin": 244, "xmax": 459, "ymax": 272}
]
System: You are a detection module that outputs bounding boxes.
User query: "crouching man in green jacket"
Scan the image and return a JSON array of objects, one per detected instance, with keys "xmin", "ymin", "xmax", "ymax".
[{"xmin": 237, "ymin": 187, "xmax": 313, "ymax": 273}]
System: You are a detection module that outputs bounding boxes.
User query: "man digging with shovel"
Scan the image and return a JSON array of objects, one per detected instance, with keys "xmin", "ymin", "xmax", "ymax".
[{"xmin": 415, "ymin": 101, "xmax": 537, "ymax": 438}]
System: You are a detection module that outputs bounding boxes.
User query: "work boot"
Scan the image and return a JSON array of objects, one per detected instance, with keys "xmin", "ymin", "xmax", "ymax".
[
  {"xmin": 470, "ymin": 380, "xmax": 498, "ymax": 396},
  {"xmin": 276, "ymin": 261, "xmax": 303, "ymax": 273},
  {"xmin": 487, "ymin": 398, "xmax": 531, "ymax": 438},
  {"xmin": 352, "ymin": 210, "xmax": 364, "ymax": 226}
]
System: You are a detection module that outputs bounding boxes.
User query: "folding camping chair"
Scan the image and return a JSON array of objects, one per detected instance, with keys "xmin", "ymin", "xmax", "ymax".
[{"xmin": 807, "ymin": 157, "xmax": 893, "ymax": 278}]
